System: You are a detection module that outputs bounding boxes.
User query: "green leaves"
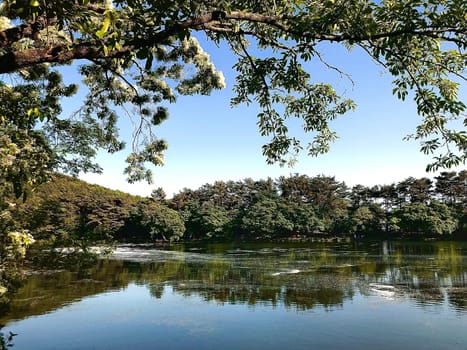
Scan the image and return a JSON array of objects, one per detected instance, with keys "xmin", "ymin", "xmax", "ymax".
[
  {"xmin": 95, "ymin": 16, "xmax": 111, "ymax": 38},
  {"xmin": 152, "ymin": 107, "xmax": 169, "ymax": 125},
  {"xmin": 0, "ymin": 0, "xmax": 466, "ymax": 186},
  {"xmin": 368, "ymin": 1, "xmax": 467, "ymax": 171},
  {"xmin": 234, "ymin": 49, "xmax": 355, "ymax": 165},
  {"xmin": 137, "ymin": 201, "xmax": 185, "ymax": 242},
  {"xmin": 395, "ymin": 201, "xmax": 458, "ymax": 235}
]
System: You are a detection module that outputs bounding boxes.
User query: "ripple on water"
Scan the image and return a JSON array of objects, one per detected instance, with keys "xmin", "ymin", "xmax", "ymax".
[
  {"xmin": 111, "ymin": 246, "xmax": 217, "ymax": 263},
  {"xmin": 271, "ymin": 269, "xmax": 301, "ymax": 276}
]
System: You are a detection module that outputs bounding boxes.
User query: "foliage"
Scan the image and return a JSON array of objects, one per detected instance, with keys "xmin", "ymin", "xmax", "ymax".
[
  {"xmin": 13, "ymin": 174, "xmax": 140, "ymax": 248},
  {"xmin": 128, "ymin": 200, "xmax": 185, "ymax": 242},
  {"xmin": 0, "ymin": 183, "xmax": 33, "ymax": 304},
  {"xmin": 396, "ymin": 177, "xmax": 433, "ymax": 204},
  {"xmin": 278, "ymin": 174, "xmax": 349, "ymax": 232},
  {"xmin": 184, "ymin": 202, "xmax": 233, "ymax": 240},
  {"xmin": 283, "ymin": 201, "xmax": 324, "ymax": 235},
  {"xmin": 171, "ymin": 179, "xmax": 277, "ymax": 239},
  {"xmin": 0, "ymin": 0, "xmax": 466, "ymax": 190},
  {"xmin": 435, "ymin": 170, "xmax": 467, "ymax": 206},
  {"xmin": 9, "ymin": 174, "xmax": 187, "ymax": 244},
  {"xmin": 2, "ymin": 0, "xmax": 467, "ymax": 294},
  {"xmin": 5, "ymin": 171, "xmax": 467, "ymax": 249},
  {"xmin": 172, "ymin": 171, "xmax": 467, "ymax": 238},
  {"xmin": 241, "ymin": 196, "xmax": 294, "ymax": 238},
  {"xmin": 348, "ymin": 206, "xmax": 377, "ymax": 234},
  {"xmin": 395, "ymin": 201, "xmax": 458, "ymax": 235}
]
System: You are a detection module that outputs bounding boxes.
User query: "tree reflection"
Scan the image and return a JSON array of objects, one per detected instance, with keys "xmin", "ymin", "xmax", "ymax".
[{"xmin": 1, "ymin": 241, "xmax": 466, "ymax": 326}]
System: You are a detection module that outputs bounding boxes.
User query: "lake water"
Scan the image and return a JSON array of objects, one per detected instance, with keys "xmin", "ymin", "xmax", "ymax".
[{"xmin": 1, "ymin": 240, "xmax": 467, "ymax": 349}]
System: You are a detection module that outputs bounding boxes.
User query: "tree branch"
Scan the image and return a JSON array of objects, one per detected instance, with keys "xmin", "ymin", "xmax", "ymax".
[
  {"xmin": 0, "ymin": 43, "xmax": 133, "ymax": 73},
  {"xmin": 0, "ymin": 17, "xmax": 57, "ymax": 48},
  {"xmin": 1, "ymin": 10, "xmax": 466, "ymax": 74},
  {"xmin": 0, "ymin": 12, "xmax": 225, "ymax": 73}
]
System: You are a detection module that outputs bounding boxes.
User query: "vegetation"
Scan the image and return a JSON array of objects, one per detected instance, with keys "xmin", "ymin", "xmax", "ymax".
[
  {"xmin": 0, "ymin": 169, "xmax": 465, "ymax": 309},
  {"xmin": 124, "ymin": 199, "xmax": 185, "ymax": 242},
  {"xmin": 1, "ymin": 0, "xmax": 467, "ymax": 179},
  {"xmin": 0, "ymin": 331, "xmax": 15, "ymax": 350},
  {"xmin": 170, "ymin": 171, "xmax": 467, "ymax": 239},
  {"xmin": 2, "ymin": 241, "xmax": 467, "ymax": 323},
  {"xmin": 2, "ymin": 0, "xmax": 467, "ymax": 299},
  {"xmin": 15, "ymin": 174, "xmax": 139, "ymax": 246},
  {"xmin": 4, "ymin": 171, "xmax": 466, "ymax": 247}
]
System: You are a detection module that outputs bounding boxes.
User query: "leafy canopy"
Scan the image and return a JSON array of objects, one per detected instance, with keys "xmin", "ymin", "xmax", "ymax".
[{"xmin": 1, "ymin": 0, "xmax": 467, "ymax": 189}]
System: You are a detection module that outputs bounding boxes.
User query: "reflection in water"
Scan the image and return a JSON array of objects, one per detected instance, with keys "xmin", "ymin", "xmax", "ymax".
[
  {"xmin": 1, "ymin": 240, "xmax": 466, "ymax": 326},
  {"xmin": 1, "ymin": 241, "xmax": 466, "ymax": 350}
]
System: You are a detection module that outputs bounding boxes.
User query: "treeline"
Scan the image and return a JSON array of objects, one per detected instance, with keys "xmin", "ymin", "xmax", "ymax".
[
  {"xmin": 8, "ymin": 171, "xmax": 467, "ymax": 244},
  {"xmin": 9, "ymin": 174, "xmax": 184, "ymax": 246},
  {"xmin": 170, "ymin": 172, "xmax": 466, "ymax": 239}
]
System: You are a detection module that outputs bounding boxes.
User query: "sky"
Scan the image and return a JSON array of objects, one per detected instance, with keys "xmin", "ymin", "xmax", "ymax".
[{"xmin": 75, "ymin": 34, "xmax": 465, "ymax": 198}]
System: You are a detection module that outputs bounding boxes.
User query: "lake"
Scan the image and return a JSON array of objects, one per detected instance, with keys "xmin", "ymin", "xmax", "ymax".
[{"xmin": 1, "ymin": 240, "xmax": 467, "ymax": 349}]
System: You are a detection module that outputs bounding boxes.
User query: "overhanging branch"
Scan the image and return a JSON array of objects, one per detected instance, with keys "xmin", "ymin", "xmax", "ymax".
[
  {"xmin": 0, "ymin": 17, "xmax": 57, "ymax": 48},
  {"xmin": 0, "ymin": 12, "xmax": 225, "ymax": 73},
  {"xmin": 0, "ymin": 10, "xmax": 465, "ymax": 75}
]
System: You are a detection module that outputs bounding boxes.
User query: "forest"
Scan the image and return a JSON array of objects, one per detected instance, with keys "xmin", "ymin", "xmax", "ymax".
[
  {"xmin": 2, "ymin": 1, "xmax": 467, "ymax": 347},
  {"xmin": 6, "ymin": 170, "xmax": 466, "ymax": 248}
]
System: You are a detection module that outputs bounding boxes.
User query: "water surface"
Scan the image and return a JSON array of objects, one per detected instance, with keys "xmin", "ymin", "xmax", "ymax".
[{"xmin": 1, "ymin": 241, "xmax": 467, "ymax": 349}]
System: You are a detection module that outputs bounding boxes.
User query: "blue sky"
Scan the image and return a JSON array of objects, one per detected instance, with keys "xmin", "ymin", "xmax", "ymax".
[{"xmin": 76, "ymin": 34, "xmax": 465, "ymax": 197}]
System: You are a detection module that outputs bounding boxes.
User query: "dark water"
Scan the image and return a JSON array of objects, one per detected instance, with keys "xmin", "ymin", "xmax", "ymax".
[{"xmin": 1, "ymin": 240, "xmax": 467, "ymax": 349}]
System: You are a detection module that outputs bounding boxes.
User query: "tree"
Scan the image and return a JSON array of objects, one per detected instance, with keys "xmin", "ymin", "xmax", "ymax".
[
  {"xmin": 241, "ymin": 196, "xmax": 294, "ymax": 238},
  {"xmin": 395, "ymin": 177, "xmax": 433, "ymax": 205},
  {"xmin": 150, "ymin": 187, "xmax": 167, "ymax": 203},
  {"xmin": 435, "ymin": 171, "xmax": 459, "ymax": 204},
  {"xmin": 1, "ymin": 0, "xmax": 467, "ymax": 190},
  {"xmin": 184, "ymin": 201, "xmax": 233, "ymax": 240},
  {"xmin": 129, "ymin": 200, "xmax": 185, "ymax": 242},
  {"xmin": 349, "ymin": 184, "xmax": 374, "ymax": 209},
  {"xmin": 282, "ymin": 201, "xmax": 325, "ymax": 235},
  {"xmin": 377, "ymin": 184, "xmax": 399, "ymax": 211},
  {"xmin": 435, "ymin": 170, "xmax": 467, "ymax": 206},
  {"xmin": 1, "ymin": 172, "xmax": 34, "ymax": 299},
  {"xmin": 347, "ymin": 204, "xmax": 387, "ymax": 234},
  {"xmin": 395, "ymin": 201, "xmax": 458, "ymax": 235},
  {"xmin": 2, "ymin": 0, "xmax": 467, "ymax": 292},
  {"xmin": 14, "ymin": 174, "xmax": 139, "ymax": 246}
]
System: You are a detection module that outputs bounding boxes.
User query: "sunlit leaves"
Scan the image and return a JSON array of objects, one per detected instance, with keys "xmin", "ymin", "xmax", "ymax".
[
  {"xmin": 1, "ymin": 0, "xmax": 467, "ymax": 183},
  {"xmin": 131, "ymin": 200, "xmax": 185, "ymax": 242},
  {"xmin": 124, "ymin": 139, "xmax": 167, "ymax": 183},
  {"xmin": 370, "ymin": 1, "xmax": 467, "ymax": 170},
  {"xmin": 233, "ymin": 51, "xmax": 355, "ymax": 165},
  {"xmin": 395, "ymin": 201, "xmax": 458, "ymax": 235},
  {"xmin": 95, "ymin": 10, "xmax": 113, "ymax": 38}
]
